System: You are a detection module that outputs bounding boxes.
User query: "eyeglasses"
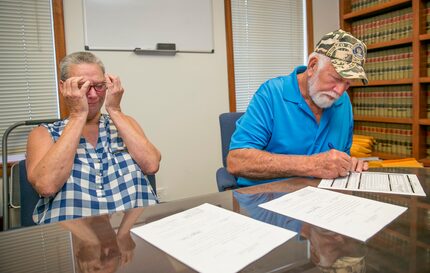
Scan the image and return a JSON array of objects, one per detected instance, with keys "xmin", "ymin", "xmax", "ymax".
[{"xmin": 78, "ymin": 82, "xmax": 107, "ymax": 92}]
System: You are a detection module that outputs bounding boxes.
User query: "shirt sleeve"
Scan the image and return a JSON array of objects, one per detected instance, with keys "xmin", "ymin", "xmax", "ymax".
[{"xmin": 229, "ymin": 81, "xmax": 275, "ymax": 151}]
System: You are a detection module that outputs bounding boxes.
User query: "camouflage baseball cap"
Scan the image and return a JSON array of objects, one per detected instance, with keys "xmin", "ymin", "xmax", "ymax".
[
  {"xmin": 318, "ymin": 256, "xmax": 366, "ymax": 273},
  {"xmin": 315, "ymin": 29, "xmax": 368, "ymax": 85}
]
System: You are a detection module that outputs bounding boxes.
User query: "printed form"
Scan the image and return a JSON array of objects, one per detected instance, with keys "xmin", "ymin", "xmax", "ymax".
[
  {"xmin": 319, "ymin": 172, "xmax": 426, "ymax": 196},
  {"xmin": 259, "ymin": 186, "xmax": 407, "ymax": 242},
  {"xmin": 131, "ymin": 203, "xmax": 297, "ymax": 273}
]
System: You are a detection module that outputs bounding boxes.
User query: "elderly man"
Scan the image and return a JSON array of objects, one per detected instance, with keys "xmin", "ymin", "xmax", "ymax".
[
  {"xmin": 227, "ymin": 29, "xmax": 368, "ymax": 187},
  {"xmin": 26, "ymin": 51, "xmax": 160, "ymax": 224}
]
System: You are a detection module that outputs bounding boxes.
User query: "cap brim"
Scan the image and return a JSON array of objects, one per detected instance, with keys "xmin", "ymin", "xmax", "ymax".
[{"xmin": 330, "ymin": 59, "xmax": 368, "ymax": 85}]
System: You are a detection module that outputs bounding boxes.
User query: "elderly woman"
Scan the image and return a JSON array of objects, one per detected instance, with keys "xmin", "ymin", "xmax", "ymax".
[{"xmin": 26, "ymin": 51, "xmax": 160, "ymax": 224}]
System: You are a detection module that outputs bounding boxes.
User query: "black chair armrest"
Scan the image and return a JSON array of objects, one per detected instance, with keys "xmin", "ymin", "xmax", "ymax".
[{"xmin": 216, "ymin": 167, "xmax": 238, "ymax": 192}]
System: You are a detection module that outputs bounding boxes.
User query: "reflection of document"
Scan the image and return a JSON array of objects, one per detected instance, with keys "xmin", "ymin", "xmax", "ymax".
[
  {"xmin": 131, "ymin": 203, "xmax": 297, "ymax": 273},
  {"xmin": 319, "ymin": 172, "xmax": 426, "ymax": 196},
  {"xmin": 259, "ymin": 186, "xmax": 407, "ymax": 242}
]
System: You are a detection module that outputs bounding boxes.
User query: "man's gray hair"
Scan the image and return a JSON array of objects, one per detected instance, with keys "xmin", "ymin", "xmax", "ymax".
[
  {"xmin": 59, "ymin": 51, "xmax": 105, "ymax": 81},
  {"xmin": 309, "ymin": 52, "xmax": 331, "ymax": 71}
]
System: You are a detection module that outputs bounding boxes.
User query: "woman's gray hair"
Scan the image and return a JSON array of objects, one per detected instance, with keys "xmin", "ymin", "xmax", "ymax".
[
  {"xmin": 308, "ymin": 52, "xmax": 331, "ymax": 71},
  {"xmin": 59, "ymin": 51, "xmax": 105, "ymax": 81}
]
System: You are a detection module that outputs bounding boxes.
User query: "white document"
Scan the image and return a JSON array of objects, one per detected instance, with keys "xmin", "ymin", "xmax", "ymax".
[
  {"xmin": 259, "ymin": 186, "xmax": 407, "ymax": 242},
  {"xmin": 319, "ymin": 172, "xmax": 426, "ymax": 196},
  {"xmin": 131, "ymin": 203, "xmax": 297, "ymax": 273}
]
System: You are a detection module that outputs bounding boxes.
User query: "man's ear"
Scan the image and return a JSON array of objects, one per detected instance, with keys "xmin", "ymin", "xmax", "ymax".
[{"xmin": 307, "ymin": 56, "xmax": 318, "ymax": 76}]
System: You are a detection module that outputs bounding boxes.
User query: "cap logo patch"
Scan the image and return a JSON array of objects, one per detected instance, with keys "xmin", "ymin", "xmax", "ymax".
[{"xmin": 352, "ymin": 43, "xmax": 365, "ymax": 60}]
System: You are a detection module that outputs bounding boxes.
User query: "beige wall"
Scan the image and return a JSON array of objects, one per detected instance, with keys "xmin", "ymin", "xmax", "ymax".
[
  {"xmin": 63, "ymin": 0, "xmax": 230, "ymax": 201},
  {"xmin": 312, "ymin": 0, "xmax": 340, "ymax": 47}
]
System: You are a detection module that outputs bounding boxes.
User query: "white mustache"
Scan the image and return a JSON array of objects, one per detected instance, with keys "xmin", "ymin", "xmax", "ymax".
[{"xmin": 319, "ymin": 91, "xmax": 340, "ymax": 100}]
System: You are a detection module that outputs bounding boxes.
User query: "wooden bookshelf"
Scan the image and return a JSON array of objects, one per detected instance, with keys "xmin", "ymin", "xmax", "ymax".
[
  {"xmin": 341, "ymin": 0, "xmax": 429, "ymax": 163},
  {"xmin": 341, "ymin": 1, "xmax": 430, "ymax": 272}
]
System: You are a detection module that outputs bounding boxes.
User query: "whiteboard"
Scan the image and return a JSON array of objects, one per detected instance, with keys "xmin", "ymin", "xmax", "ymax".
[{"xmin": 83, "ymin": 0, "xmax": 214, "ymax": 52}]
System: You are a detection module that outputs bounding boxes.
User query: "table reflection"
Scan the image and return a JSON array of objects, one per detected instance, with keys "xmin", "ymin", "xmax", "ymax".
[
  {"xmin": 302, "ymin": 224, "xmax": 366, "ymax": 273},
  {"xmin": 233, "ymin": 191, "xmax": 302, "ymax": 233},
  {"xmin": 60, "ymin": 208, "xmax": 144, "ymax": 273},
  {"xmin": 234, "ymin": 190, "xmax": 367, "ymax": 273},
  {"xmin": 1, "ymin": 168, "xmax": 429, "ymax": 272}
]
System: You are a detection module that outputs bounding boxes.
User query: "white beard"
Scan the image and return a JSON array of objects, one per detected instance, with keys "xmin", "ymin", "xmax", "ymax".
[{"xmin": 308, "ymin": 73, "xmax": 340, "ymax": 109}]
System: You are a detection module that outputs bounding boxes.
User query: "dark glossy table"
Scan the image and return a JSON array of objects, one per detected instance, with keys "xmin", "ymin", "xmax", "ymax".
[{"xmin": 0, "ymin": 168, "xmax": 429, "ymax": 273}]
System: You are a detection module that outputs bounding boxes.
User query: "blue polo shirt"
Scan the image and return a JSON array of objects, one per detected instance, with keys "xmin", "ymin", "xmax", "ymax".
[{"xmin": 229, "ymin": 66, "xmax": 354, "ymax": 186}]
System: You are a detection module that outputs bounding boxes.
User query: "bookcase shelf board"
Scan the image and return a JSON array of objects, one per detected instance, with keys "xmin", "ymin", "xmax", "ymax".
[
  {"xmin": 351, "ymin": 79, "xmax": 413, "ymax": 87},
  {"xmin": 354, "ymin": 116, "xmax": 413, "ymax": 123},
  {"xmin": 367, "ymin": 37, "xmax": 412, "ymax": 50}
]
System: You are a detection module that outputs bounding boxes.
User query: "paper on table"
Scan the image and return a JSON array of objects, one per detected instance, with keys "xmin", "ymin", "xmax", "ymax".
[
  {"xmin": 131, "ymin": 203, "xmax": 297, "ymax": 273},
  {"xmin": 259, "ymin": 186, "xmax": 407, "ymax": 242},
  {"xmin": 319, "ymin": 172, "xmax": 426, "ymax": 196}
]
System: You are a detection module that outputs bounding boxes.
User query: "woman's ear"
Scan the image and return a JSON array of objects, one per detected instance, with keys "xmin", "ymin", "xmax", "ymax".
[{"xmin": 59, "ymin": 80, "xmax": 64, "ymax": 92}]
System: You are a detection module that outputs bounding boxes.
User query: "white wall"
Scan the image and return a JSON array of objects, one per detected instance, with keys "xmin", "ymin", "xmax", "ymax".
[
  {"xmin": 312, "ymin": 0, "xmax": 340, "ymax": 47},
  {"xmin": 63, "ymin": 0, "xmax": 230, "ymax": 201}
]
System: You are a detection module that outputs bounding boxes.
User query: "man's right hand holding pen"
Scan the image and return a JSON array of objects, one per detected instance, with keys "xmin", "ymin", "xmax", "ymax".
[{"xmin": 308, "ymin": 143, "xmax": 369, "ymax": 179}]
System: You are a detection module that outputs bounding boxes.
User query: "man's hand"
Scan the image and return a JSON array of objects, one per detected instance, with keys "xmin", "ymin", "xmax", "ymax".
[
  {"xmin": 310, "ymin": 149, "xmax": 352, "ymax": 178},
  {"xmin": 105, "ymin": 73, "xmax": 124, "ymax": 114},
  {"xmin": 351, "ymin": 157, "xmax": 368, "ymax": 172},
  {"xmin": 60, "ymin": 76, "xmax": 90, "ymax": 118}
]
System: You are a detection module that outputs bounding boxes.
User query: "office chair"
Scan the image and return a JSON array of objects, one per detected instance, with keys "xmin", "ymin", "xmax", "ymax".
[
  {"xmin": 2, "ymin": 119, "xmax": 59, "ymax": 230},
  {"xmin": 9, "ymin": 160, "xmax": 39, "ymax": 227},
  {"xmin": 216, "ymin": 112, "xmax": 244, "ymax": 192},
  {"xmin": 147, "ymin": 175, "xmax": 157, "ymax": 195}
]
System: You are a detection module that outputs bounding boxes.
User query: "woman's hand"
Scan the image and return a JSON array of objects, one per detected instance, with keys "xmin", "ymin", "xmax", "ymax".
[{"xmin": 104, "ymin": 73, "xmax": 124, "ymax": 114}]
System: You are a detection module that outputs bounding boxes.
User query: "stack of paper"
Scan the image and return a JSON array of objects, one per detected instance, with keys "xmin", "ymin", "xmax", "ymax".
[
  {"xmin": 351, "ymin": 134, "xmax": 375, "ymax": 158},
  {"xmin": 368, "ymin": 158, "xmax": 423, "ymax": 168}
]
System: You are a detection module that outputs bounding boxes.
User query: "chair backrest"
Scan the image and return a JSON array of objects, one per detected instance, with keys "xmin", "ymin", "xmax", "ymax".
[
  {"xmin": 9, "ymin": 160, "xmax": 39, "ymax": 227},
  {"xmin": 219, "ymin": 112, "xmax": 244, "ymax": 167},
  {"xmin": 147, "ymin": 174, "xmax": 156, "ymax": 195},
  {"xmin": 18, "ymin": 160, "xmax": 39, "ymax": 226}
]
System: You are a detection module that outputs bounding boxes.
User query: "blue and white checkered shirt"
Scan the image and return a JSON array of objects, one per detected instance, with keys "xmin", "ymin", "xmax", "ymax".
[{"xmin": 33, "ymin": 114, "xmax": 158, "ymax": 224}]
